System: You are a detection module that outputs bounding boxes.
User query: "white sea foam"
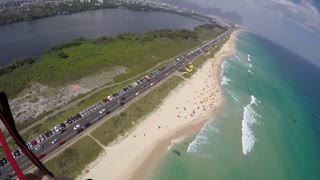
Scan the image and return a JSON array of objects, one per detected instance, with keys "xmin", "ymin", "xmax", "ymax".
[
  {"xmin": 248, "ymin": 69, "xmax": 254, "ymax": 75},
  {"xmin": 222, "ymin": 61, "xmax": 231, "ymax": 70},
  {"xmin": 187, "ymin": 122, "xmax": 215, "ymax": 154},
  {"xmin": 221, "ymin": 76, "xmax": 231, "ymax": 86},
  {"xmin": 247, "ymin": 54, "xmax": 251, "ymax": 62},
  {"xmin": 199, "ymin": 153, "xmax": 214, "ymax": 160},
  {"xmin": 241, "ymin": 95, "xmax": 260, "ymax": 155},
  {"xmin": 249, "ymin": 63, "xmax": 252, "ymax": 68},
  {"xmin": 250, "ymin": 95, "xmax": 259, "ymax": 105}
]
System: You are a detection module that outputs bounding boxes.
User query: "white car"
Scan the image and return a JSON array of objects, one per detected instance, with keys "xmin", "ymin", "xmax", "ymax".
[
  {"xmin": 73, "ymin": 124, "xmax": 80, "ymax": 130},
  {"xmin": 51, "ymin": 138, "xmax": 59, "ymax": 145},
  {"xmin": 35, "ymin": 144, "xmax": 43, "ymax": 151},
  {"xmin": 99, "ymin": 108, "xmax": 106, "ymax": 114}
]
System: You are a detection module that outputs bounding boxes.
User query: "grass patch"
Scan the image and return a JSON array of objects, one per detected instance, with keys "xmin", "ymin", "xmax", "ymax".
[
  {"xmin": 0, "ymin": 27, "xmax": 226, "ymax": 157},
  {"xmin": 1, "ymin": 27, "xmax": 224, "ymax": 100},
  {"xmin": 91, "ymin": 75, "xmax": 184, "ymax": 146},
  {"xmin": 15, "ymin": 110, "xmax": 54, "ymax": 132},
  {"xmin": 45, "ymin": 136, "xmax": 103, "ymax": 179},
  {"xmin": 195, "ymin": 26, "xmax": 224, "ymax": 41}
]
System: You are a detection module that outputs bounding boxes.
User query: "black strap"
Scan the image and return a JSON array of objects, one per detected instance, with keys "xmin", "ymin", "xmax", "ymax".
[{"xmin": 0, "ymin": 92, "xmax": 54, "ymax": 177}]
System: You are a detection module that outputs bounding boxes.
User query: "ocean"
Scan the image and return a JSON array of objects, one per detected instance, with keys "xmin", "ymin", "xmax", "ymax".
[{"xmin": 149, "ymin": 32, "xmax": 320, "ymax": 179}]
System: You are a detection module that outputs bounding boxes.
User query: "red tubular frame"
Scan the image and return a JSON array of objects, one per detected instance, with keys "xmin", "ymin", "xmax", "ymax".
[
  {"xmin": 0, "ymin": 121, "xmax": 25, "ymax": 179},
  {"xmin": 0, "ymin": 92, "xmax": 53, "ymax": 179}
]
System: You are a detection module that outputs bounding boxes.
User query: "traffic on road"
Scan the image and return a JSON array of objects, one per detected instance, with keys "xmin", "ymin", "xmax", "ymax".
[{"xmin": 0, "ymin": 30, "xmax": 230, "ymax": 179}]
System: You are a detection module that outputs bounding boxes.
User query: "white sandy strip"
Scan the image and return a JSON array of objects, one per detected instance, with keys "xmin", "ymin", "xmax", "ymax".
[{"xmin": 78, "ymin": 31, "xmax": 238, "ymax": 180}]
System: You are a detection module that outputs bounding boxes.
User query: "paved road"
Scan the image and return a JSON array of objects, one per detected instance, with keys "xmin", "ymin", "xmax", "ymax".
[{"xmin": 0, "ymin": 30, "xmax": 230, "ymax": 179}]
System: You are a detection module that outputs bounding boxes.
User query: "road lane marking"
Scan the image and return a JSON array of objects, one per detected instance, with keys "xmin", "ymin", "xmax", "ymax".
[{"xmin": 2, "ymin": 32, "xmax": 230, "ymax": 176}]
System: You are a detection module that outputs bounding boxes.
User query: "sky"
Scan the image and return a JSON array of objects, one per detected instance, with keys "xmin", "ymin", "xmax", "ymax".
[{"xmin": 181, "ymin": 0, "xmax": 320, "ymax": 67}]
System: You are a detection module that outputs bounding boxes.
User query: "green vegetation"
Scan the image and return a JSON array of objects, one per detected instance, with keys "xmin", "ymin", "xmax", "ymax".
[
  {"xmin": 15, "ymin": 110, "xmax": 54, "ymax": 132},
  {"xmin": 91, "ymin": 75, "xmax": 184, "ymax": 146},
  {"xmin": 0, "ymin": 2, "xmax": 118, "ymax": 26},
  {"xmin": 0, "ymin": 57, "xmax": 39, "ymax": 76},
  {"xmin": 195, "ymin": 24, "xmax": 225, "ymax": 41},
  {"xmin": 0, "ymin": 25, "xmax": 225, "ymax": 158},
  {"xmin": 45, "ymin": 136, "xmax": 103, "ymax": 179},
  {"xmin": 0, "ymin": 26, "xmax": 222, "ymax": 99},
  {"xmin": 0, "ymin": 1, "xmax": 210, "ymax": 27}
]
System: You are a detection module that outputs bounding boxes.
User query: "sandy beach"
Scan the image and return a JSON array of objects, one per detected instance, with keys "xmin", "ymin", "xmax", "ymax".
[{"xmin": 78, "ymin": 31, "xmax": 239, "ymax": 180}]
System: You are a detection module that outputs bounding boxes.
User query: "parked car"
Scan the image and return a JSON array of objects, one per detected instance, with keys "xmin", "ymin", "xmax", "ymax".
[
  {"xmin": 44, "ymin": 131, "xmax": 51, "ymax": 138},
  {"xmin": 27, "ymin": 142, "xmax": 33, "ymax": 149},
  {"xmin": 14, "ymin": 150, "xmax": 20, "ymax": 157},
  {"xmin": 18, "ymin": 148, "xmax": 23, "ymax": 155},
  {"xmin": 31, "ymin": 140, "xmax": 37, "ymax": 146},
  {"xmin": 59, "ymin": 123, "xmax": 66, "ymax": 128},
  {"xmin": 11, "ymin": 152, "xmax": 16, "ymax": 159},
  {"xmin": 40, "ymin": 135, "xmax": 45, "ymax": 141},
  {"xmin": 1, "ymin": 157, "xmax": 7, "ymax": 165},
  {"xmin": 103, "ymin": 97, "xmax": 111, "ymax": 103}
]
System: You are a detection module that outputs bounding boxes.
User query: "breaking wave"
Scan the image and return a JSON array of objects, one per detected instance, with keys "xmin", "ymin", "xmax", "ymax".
[
  {"xmin": 187, "ymin": 125, "xmax": 209, "ymax": 153},
  {"xmin": 249, "ymin": 63, "xmax": 252, "ymax": 68},
  {"xmin": 248, "ymin": 69, "xmax": 254, "ymax": 75},
  {"xmin": 222, "ymin": 61, "xmax": 232, "ymax": 71},
  {"xmin": 247, "ymin": 54, "xmax": 251, "ymax": 62},
  {"xmin": 187, "ymin": 121, "xmax": 219, "ymax": 154},
  {"xmin": 221, "ymin": 76, "xmax": 231, "ymax": 86},
  {"xmin": 241, "ymin": 95, "xmax": 260, "ymax": 155}
]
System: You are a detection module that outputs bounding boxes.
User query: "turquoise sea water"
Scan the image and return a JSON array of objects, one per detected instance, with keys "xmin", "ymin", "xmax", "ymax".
[{"xmin": 150, "ymin": 32, "xmax": 320, "ymax": 180}]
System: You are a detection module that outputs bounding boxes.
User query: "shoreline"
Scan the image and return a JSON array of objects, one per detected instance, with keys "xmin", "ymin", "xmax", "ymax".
[
  {"xmin": 129, "ymin": 30, "xmax": 239, "ymax": 180},
  {"xmin": 79, "ymin": 30, "xmax": 239, "ymax": 180}
]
